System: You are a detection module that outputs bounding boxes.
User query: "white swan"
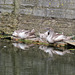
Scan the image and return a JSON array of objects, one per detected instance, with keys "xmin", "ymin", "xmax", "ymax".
[
  {"xmin": 12, "ymin": 29, "xmax": 35, "ymax": 39},
  {"xmin": 46, "ymin": 28, "xmax": 73, "ymax": 43}
]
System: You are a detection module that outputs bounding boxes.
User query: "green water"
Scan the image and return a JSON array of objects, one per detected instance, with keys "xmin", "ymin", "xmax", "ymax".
[{"xmin": 0, "ymin": 40, "xmax": 75, "ymax": 75}]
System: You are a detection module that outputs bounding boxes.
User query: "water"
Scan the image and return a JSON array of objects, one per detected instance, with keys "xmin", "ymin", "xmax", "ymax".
[{"xmin": 0, "ymin": 39, "xmax": 75, "ymax": 75}]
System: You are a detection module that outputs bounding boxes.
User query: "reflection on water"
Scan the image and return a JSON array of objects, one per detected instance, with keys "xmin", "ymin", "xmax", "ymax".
[
  {"xmin": 12, "ymin": 43, "xmax": 34, "ymax": 50},
  {"xmin": 39, "ymin": 45, "xmax": 73, "ymax": 56},
  {"xmin": 0, "ymin": 40, "xmax": 75, "ymax": 75}
]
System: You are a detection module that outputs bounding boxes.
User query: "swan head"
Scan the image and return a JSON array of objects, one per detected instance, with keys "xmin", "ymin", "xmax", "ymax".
[{"xmin": 45, "ymin": 27, "xmax": 54, "ymax": 35}]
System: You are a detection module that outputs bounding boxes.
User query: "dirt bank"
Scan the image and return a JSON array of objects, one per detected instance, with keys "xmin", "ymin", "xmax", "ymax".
[{"xmin": 0, "ymin": 13, "xmax": 75, "ymax": 35}]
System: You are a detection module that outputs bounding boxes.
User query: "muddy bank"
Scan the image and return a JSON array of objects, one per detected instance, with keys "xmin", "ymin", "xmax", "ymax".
[{"xmin": 0, "ymin": 13, "xmax": 75, "ymax": 35}]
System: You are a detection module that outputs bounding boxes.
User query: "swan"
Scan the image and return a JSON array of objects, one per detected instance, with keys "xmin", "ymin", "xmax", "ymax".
[
  {"xmin": 46, "ymin": 28, "xmax": 73, "ymax": 43},
  {"xmin": 12, "ymin": 29, "xmax": 35, "ymax": 39}
]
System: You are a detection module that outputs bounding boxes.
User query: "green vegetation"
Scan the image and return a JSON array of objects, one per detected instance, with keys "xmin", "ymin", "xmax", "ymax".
[{"xmin": 0, "ymin": 34, "xmax": 67, "ymax": 48}]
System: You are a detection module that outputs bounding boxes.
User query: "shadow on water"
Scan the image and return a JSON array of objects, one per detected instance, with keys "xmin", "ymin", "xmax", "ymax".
[{"xmin": 0, "ymin": 40, "xmax": 75, "ymax": 75}]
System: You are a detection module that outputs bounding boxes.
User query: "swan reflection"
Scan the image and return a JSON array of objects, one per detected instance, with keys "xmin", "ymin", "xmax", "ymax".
[
  {"xmin": 39, "ymin": 45, "xmax": 72, "ymax": 57},
  {"xmin": 12, "ymin": 43, "xmax": 33, "ymax": 50},
  {"xmin": 39, "ymin": 46, "xmax": 53, "ymax": 57}
]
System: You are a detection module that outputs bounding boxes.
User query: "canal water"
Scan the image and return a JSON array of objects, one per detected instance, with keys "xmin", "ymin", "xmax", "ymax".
[{"xmin": 0, "ymin": 39, "xmax": 75, "ymax": 75}]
